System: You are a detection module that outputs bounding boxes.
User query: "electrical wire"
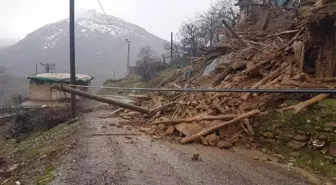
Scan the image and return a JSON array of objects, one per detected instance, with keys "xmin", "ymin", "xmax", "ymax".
[
  {"xmin": 110, "ymin": 41, "xmax": 128, "ymax": 52},
  {"xmin": 65, "ymin": 84, "xmax": 336, "ymax": 94},
  {"xmin": 97, "ymin": 0, "xmax": 129, "ymax": 43}
]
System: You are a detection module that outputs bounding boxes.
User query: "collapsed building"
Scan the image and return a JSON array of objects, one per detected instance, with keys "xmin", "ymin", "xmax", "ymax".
[{"xmin": 115, "ymin": 0, "xmax": 336, "ymax": 157}]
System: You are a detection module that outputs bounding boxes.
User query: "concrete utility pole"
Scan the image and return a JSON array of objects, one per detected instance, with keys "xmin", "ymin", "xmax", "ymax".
[
  {"xmin": 70, "ymin": 0, "xmax": 76, "ymax": 118},
  {"xmin": 35, "ymin": 64, "xmax": 38, "ymax": 74},
  {"xmin": 171, "ymin": 32, "xmax": 173, "ymax": 61},
  {"xmin": 126, "ymin": 39, "xmax": 131, "ymax": 75}
]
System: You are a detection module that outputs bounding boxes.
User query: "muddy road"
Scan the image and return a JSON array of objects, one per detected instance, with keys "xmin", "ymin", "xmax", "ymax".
[{"xmin": 51, "ymin": 109, "xmax": 311, "ymax": 185}]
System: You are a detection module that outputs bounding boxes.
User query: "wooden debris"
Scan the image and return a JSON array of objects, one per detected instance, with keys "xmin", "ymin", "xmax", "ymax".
[
  {"xmin": 266, "ymin": 30, "xmax": 299, "ymax": 38},
  {"xmin": 99, "ymin": 108, "xmax": 124, "ymax": 118},
  {"xmin": 181, "ymin": 110, "xmax": 260, "ymax": 144},
  {"xmin": 242, "ymin": 65, "xmax": 284, "ymax": 100},
  {"xmin": 126, "ymin": 3, "xmax": 336, "ymax": 150},
  {"xmin": 118, "ymin": 120, "xmax": 146, "ymax": 125},
  {"xmin": 243, "ymin": 40, "xmax": 268, "ymax": 46},
  {"xmin": 222, "ymin": 19, "xmax": 247, "ymax": 47},
  {"xmin": 213, "ymin": 104, "xmax": 226, "ymax": 114},
  {"xmin": 91, "ymin": 133, "xmax": 140, "ymax": 136},
  {"xmin": 293, "ymin": 40, "xmax": 305, "ymax": 73},
  {"xmin": 238, "ymin": 107, "xmax": 255, "ymax": 140},
  {"xmin": 316, "ymin": 77, "xmax": 336, "ymax": 82},
  {"xmin": 258, "ymin": 10, "xmax": 269, "ymax": 31},
  {"xmin": 149, "ymin": 114, "xmax": 237, "ymax": 126},
  {"xmin": 149, "ymin": 102, "xmax": 175, "ymax": 116},
  {"xmin": 128, "ymin": 94, "xmax": 149, "ymax": 99},
  {"xmin": 282, "ymin": 27, "xmax": 305, "ymax": 51},
  {"xmin": 242, "ymin": 52, "xmax": 281, "ymax": 74},
  {"xmin": 173, "ymin": 83, "xmax": 182, "ymax": 88},
  {"xmin": 175, "ymin": 123, "xmax": 204, "ymax": 137},
  {"xmin": 283, "ymin": 94, "xmax": 330, "ymax": 114}
]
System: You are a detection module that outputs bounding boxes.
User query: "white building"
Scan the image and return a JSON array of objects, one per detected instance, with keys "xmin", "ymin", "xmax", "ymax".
[{"xmin": 26, "ymin": 73, "xmax": 94, "ymax": 101}]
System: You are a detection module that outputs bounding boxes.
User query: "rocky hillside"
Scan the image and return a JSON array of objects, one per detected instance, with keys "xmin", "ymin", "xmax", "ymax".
[{"xmin": 0, "ymin": 10, "xmax": 166, "ymax": 85}]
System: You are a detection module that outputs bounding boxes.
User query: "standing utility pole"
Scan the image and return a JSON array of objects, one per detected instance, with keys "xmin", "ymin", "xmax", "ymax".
[
  {"xmin": 70, "ymin": 0, "xmax": 76, "ymax": 118},
  {"xmin": 126, "ymin": 39, "xmax": 131, "ymax": 76},
  {"xmin": 171, "ymin": 32, "xmax": 173, "ymax": 62},
  {"xmin": 35, "ymin": 65, "xmax": 38, "ymax": 74}
]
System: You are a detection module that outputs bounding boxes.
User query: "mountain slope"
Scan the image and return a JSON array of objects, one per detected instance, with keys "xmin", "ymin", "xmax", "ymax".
[
  {"xmin": 0, "ymin": 10, "xmax": 166, "ymax": 85},
  {"xmin": 0, "ymin": 39, "xmax": 17, "ymax": 49}
]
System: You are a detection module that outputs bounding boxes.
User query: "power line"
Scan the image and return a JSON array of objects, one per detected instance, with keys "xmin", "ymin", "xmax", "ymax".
[
  {"xmin": 97, "ymin": 0, "xmax": 109, "ymax": 23},
  {"xmin": 97, "ymin": 0, "xmax": 129, "ymax": 42},
  {"xmin": 110, "ymin": 41, "xmax": 128, "ymax": 52},
  {"xmin": 66, "ymin": 84, "xmax": 336, "ymax": 94}
]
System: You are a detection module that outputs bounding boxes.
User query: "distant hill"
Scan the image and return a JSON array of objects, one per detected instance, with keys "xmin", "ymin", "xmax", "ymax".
[
  {"xmin": 0, "ymin": 39, "xmax": 17, "ymax": 49},
  {"xmin": 0, "ymin": 9, "xmax": 166, "ymax": 85}
]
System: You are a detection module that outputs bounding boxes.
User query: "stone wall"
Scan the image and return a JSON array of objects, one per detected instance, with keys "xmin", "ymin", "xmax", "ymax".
[
  {"xmin": 259, "ymin": 121, "xmax": 336, "ymax": 163},
  {"xmin": 256, "ymin": 99, "xmax": 336, "ymax": 178}
]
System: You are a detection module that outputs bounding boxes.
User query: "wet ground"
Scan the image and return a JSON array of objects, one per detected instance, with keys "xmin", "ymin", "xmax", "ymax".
[{"xmin": 51, "ymin": 109, "xmax": 312, "ymax": 185}]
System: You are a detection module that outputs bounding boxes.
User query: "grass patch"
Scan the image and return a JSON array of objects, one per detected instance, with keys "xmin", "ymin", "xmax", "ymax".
[
  {"xmin": 0, "ymin": 122, "xmax": 79, "ymax": 184},
  {"xmin": 34, "ymin": 165, "xmax": 56, "ymax": 185},
  {"xmin": 258, "ymin": 99, "xmax": 336, "ymax": 178}
]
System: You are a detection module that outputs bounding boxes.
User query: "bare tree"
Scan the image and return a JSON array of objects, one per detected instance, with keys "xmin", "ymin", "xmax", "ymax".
[
  {"xmin": 179, "ymin": 21, "xmax": 203, "ymax": 57},
  {"xmin": 11, "ymin": 93, "xmax": 25, "ymax": 106},
  {"xmin": 197, "ymin": 0, "xmax": 238, "ymax": 47},
  {"xmin": 178, "ymin": 0, "xmax": 237, "ymax": 54},
  {"xmin": 0, "ymin": 67, "xmax": 6, "ymax": 96},
  {"xmin": 163, "ymin": 41, "xmax": 184, "ymax": 60},
  {"xmin": 136, "ymin": 46, "xmax": 166, "ymax": 81}
]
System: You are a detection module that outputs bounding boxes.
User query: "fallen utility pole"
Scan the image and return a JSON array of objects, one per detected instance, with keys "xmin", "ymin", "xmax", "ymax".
[{"xmin": 51, "ymin": 84, "xmax": 149, "ymax": 114}]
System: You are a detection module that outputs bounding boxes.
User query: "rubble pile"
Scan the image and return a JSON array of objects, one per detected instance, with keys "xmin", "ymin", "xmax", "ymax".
[{"xmin": 120, "ymin": 1, "xmax": 336, "ymax": 147}]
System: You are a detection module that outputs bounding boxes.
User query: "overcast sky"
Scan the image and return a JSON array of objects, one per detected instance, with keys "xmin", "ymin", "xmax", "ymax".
[{"xmin": 0, "ymin": 0, "xmax": 215, "ymax": 40}]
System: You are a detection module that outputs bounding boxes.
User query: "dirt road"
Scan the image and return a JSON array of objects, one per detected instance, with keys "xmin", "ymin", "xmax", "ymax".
[{"xmin": 51, "ymin": 110, "xmax": 312, "ymax": 185}]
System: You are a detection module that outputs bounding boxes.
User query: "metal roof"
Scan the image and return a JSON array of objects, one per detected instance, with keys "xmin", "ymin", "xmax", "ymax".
[{"xmin": 27, "ymin": 73, "xmax": 94, "ymax": 83}]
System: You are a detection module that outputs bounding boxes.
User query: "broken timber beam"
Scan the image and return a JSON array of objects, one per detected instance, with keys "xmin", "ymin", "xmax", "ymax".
[
  {"xmin": 222, "ymin": 19, "xmax": 247, "ymax": 47},
  {"xmin": 282, "ymin": 94, "xmax": 330, "ymax": 114},
  {"xmin": 265, "ymin": 30, "xmax": 299, "ymax": 38},
  {"xmin": 181, "ymin": 110, "xmax": 260, "ymax": 144},
  {"xmin": 51, "ymin": 84, "xmax": 150, "ymax": 114},
  {"xmin": 99, "ymin": 108, "xmax": 124, "ymax": 118},
  {"xmin": 149, "ymin": 102, "xmax": 175, "ymax": 116}
]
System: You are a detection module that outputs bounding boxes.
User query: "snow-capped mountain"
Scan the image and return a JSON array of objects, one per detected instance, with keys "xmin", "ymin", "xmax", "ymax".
[{"xmin": 0, "ymin": 9, "xmax": 166, "ymax": 84}]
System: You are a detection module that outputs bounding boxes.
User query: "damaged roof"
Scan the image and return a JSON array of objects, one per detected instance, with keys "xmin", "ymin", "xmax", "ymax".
[{"xmin": 27, "ymin": 73, "xmax": 94, "ymax": 83}]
